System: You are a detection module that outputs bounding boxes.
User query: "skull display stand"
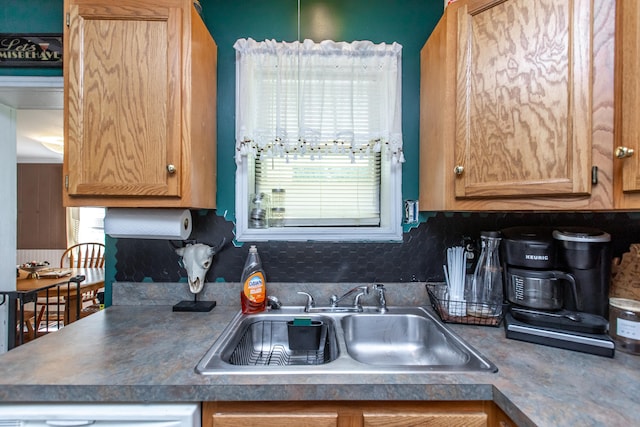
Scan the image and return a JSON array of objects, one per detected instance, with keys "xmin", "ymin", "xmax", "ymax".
[
  {"xmin": 172, "ymin": 296, "xmax": 216, "ymax": 312},
  {"xmin": 173, "ymin": 241, "xmax": 225, "ymax": 313}
]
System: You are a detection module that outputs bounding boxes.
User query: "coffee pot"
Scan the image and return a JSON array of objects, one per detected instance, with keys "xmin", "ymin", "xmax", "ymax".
[
  {"xmin": 504, "ymin": 266, "xmax": 578, "ymax": 311},
  {"xmin": 500, "ymin": 226, "xmax": 615, "ymax": 356},
  {"xmin": 501, "ymin": 226, "xmax": 611, "ymax": 334}
]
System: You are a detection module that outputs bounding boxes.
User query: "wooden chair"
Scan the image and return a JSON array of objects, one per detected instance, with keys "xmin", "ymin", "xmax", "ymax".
[
  {"xmin": 15, "ymin": 305, "xmax": 37, "ymax": 344},
  {"xmin": 60, "ymin": 242, "xmax": 106, "ymax": 269},
  {"xmin": 34, "ymin": 242, "xmax": 105, "ymax": 322},
  {"xmin": 18, "ymin": 297, "xmax": 65, "ymax": 344},
  {"xmin": 31, "ymin": 297, "xmax": 65, "ymax": 335},
  {"xmin": 60, "ymin": 242, "xmax": 105, "ymax": 308}
]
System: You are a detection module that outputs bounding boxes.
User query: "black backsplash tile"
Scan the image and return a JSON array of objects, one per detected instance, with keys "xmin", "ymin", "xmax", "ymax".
[{"xmin": 114, "ymin": 211, "xmax": 640, "ymax": 284}]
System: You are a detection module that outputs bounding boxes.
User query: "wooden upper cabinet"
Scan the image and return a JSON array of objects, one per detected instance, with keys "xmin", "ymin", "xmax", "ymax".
[
  {"xmin": 63, "ymin": 0, "xmax": 217, "ymax": 208},
  {"xmin": 456, "ymin": 0, "xmax": 592, "ymax": 198},
  {"xmin": 615, "ymin": 0, "xmax": 640, "ymax": 208},
  {"xmin": 420, "ymin": 0, "xmax": 616, "ymax": 210}
]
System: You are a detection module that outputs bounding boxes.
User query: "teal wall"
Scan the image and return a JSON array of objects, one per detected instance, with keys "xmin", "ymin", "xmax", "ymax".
[
  {"xmin": 0, "ymin": 0, "xmax": 63, "ymax": 76},
  {"xmin": 203, "ymin": 0, "xmax": 442, "ymax": 219},
  {"xmin": 3, "ymin": 0, "xmax": 443, "ymax": 220},
  {"xmin": 3, "ymin": 0, "xmax": 443, "ymax": 305}
]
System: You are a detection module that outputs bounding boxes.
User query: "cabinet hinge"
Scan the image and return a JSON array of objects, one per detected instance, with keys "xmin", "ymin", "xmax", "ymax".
[
  {"xmin": 66, "ymin": 12, "xmax": 70, "ymax": 27},
  {"xmin": 65, "ymin": 175, "xmax": 69, "ymax": 189},
  {"xmin": 591, "ymin": 166, "xmax": 598, "ymax": 185}
]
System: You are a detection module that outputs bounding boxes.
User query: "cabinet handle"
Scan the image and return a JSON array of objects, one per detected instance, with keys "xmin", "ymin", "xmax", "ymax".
[
  {"xmin": 615, "ymin": 146, "xmax": 635, "ymax": 159},
  {"xmin": 167, "ymin": 164, "xmax": 177, "ymax": 174},
  {"xmin": 454, "ymin": 165, "xmax": 464, "ymax": 175}
]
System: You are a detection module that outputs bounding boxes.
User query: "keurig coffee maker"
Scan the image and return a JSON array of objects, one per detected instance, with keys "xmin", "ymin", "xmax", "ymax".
[{"xmin": 501, "ymin": 226, "xmax": 615, "ymax": 357}]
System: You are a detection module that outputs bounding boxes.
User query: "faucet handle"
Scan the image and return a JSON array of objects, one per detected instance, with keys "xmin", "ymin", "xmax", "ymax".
[
  {"xmin": 266, "ymin": 295, "xmax": 282, "ymax": 310},
  {"xmin": 374, "ymin": 283, "xmax": 388, "ymax": 313},
  {"xmin": 297, "ymin": 291, "xmax": 315, "ymax": 312},
  {"xmin": 329, "ymin": 294, "xmax": 339, "ymax": 306},
  {"xmin": 352, "ymin": 285, "xmax": 369, "ymax": 309}
]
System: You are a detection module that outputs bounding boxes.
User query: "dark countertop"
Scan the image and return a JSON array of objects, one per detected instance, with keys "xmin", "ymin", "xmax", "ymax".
[{"xmin": 0, "ymin": 305, "xmax": 638, "ymax": 426}]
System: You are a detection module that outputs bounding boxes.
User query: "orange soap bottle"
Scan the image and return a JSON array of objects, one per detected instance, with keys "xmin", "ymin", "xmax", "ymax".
[{"xmin": 240, "ymin": 245, "xmax": 267, "ymax": 314}]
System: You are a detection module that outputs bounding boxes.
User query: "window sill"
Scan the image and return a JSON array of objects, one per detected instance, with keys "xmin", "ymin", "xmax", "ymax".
[{"xmin": 235, "ymin": 225, "xmax": 403, "ymax": 243}]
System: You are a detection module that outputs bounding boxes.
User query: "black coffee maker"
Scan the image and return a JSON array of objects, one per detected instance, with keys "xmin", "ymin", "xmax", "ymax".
[{"xmin": 501, "ymin": 226, "xmax": 615, "ymax": 357}]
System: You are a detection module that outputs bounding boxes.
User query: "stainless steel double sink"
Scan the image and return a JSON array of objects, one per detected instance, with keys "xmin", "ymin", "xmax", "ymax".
[{"xmin": 196, "ymin": 306, "xmax": 498, "ymax": 375}]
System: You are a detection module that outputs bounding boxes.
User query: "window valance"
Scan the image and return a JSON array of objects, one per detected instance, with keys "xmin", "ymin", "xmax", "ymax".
[{"xmin": 233, "ymin": 38, "xmax": 404, "ymax": 165}]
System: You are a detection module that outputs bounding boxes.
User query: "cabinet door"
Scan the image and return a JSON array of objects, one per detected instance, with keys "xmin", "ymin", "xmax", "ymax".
[
  {"xmin": 615, "ymin": 0, "xmax": 640, "ymax": 205},
  {"xmin": 65, "ymin": 1, "xmax": 181, "ymax": 198},
  {"xmin": 363, "ymin": 412, "xmax": 487, "ymax": 427},
  {"xmin": 210, "ymin": 413, "xmax": 338, "ymax": 427},
  {"xmin": 454, "ymin": 0, "xmax": 593, "ymax": 198}
]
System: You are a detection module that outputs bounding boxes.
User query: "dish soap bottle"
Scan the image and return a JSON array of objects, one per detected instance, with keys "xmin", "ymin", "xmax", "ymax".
[{"xmin": 240, "ymin": 245, "xmax": 267, "ymax": 314}]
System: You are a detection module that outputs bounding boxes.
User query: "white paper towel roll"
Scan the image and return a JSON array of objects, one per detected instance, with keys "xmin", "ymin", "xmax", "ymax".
[{"xmin": 104, "ymin": 208, "xmax": 192, "ymax": 240}]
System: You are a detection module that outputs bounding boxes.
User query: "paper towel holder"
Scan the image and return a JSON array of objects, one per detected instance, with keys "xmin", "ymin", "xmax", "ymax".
[{"xmin": 104, "ymin": 208, "xmax": 193, "ymax": 240}]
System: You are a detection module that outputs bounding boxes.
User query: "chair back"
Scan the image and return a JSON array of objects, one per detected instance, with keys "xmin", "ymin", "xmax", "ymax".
[{"xmin": 60, "ymin": 243, "xmax": 105, "ymax": 268}]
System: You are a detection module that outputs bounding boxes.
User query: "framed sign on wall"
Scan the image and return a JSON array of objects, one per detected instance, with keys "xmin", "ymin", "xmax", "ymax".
[{"xmin": 0, "ymin": 34, "xmax": 62, "ymax": 67}]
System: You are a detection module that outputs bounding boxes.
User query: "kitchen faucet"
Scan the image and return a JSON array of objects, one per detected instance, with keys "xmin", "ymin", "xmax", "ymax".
[
  {"xmin": 330, "ymin": 285, "xmax": 369, "ymax": 310},
  {"xmin": 297, "ymin": 291, "xmax": 316, "ymax": 312},
  {"xmin": 298, "ymin": 286, "xmax": 370, "ymax": 313}
]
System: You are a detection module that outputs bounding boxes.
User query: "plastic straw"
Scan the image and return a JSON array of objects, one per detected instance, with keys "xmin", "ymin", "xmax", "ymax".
[
  {"xmin": 445, "ymin": 246, "xmax": 466, "ymax": 316},
  {"xmin": 443, "ymin": 265, "xmax": 450, "ymax": 289}
]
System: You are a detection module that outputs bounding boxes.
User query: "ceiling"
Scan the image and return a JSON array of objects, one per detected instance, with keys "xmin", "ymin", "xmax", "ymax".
[
  {"xmin": 16, "ymin": 109, "xmax": 63, "ymax": 163},
  {"xmin": 0, "ymin": 77, "xmax": 64, "ymax": 163}
]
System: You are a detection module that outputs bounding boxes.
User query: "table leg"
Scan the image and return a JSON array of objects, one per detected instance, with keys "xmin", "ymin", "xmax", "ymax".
[{"xmin": 65, "ymin": 294, "xmax": 81, "ymax": 324}]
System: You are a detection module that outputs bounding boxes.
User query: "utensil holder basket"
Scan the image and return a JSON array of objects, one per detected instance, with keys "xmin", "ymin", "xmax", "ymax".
[
  {"xmin": 426, "ymin": 284, "xmax": 504, "ymax": 327},
  {"xmin": 287, "ymin": 320, "xmax": 324, "ymax": 350}
]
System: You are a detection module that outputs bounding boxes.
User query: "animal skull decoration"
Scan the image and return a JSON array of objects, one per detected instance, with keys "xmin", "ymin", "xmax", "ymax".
[{"xmin": 175, "ymin": 243, "xmax": 216, "ymax": 294}]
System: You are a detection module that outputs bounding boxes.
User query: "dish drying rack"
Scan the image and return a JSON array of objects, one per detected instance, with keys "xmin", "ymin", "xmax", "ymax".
[
  {"xmin": 228, "ymin": 319, "xmax": 329, "ymax": 366},
  {"xmin": 426, "ymin": 283, "xmax": 504, "ymax": 327}
]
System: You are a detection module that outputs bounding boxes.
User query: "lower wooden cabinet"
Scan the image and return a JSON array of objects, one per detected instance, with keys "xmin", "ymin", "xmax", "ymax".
[
  {"xmin": 491, "ymin": 403, "xmax": 517, "ymax": 427},
  {"xmin": 203, "ymin": 401, "xmax": 516, "ymax": 427},
  {"xmin": 362, "ymin": 412, "xmax": 486, "ymax": 427}
]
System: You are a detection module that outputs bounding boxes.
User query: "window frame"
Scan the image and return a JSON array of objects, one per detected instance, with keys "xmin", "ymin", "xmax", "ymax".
[
  {"xmin": 233, "ymin": 38, "xmax": 404, "ymax": 242},
  {"xmin": 235, "ymin": 152, "xmax": 403, "ymax": 242}
]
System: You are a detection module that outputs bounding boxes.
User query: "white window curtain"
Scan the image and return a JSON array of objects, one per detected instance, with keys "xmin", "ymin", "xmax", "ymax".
[
  {"xmin": 66, "ymin": 207, "xmax": 81, "ymax": 248},
  {"xmin": 66, "ymin": 207, "xmax": 105, "ymax": 248},
  {"xmin": 234, "ymin": 38, "xmax": 404, "ymax": 163},
  {"xmin": 234, "ymin": 38, "xmax": 403, "ymax": 233}
]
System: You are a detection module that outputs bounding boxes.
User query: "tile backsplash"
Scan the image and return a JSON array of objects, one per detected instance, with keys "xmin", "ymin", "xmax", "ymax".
[{"xmin": 114, "ymin": 211, "xmax": 640, "ymax": 285}]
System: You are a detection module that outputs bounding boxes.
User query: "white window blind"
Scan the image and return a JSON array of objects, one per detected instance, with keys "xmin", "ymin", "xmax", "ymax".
[
  {"xmin": 234, "ymin": 38, "xmax": 403, "ymax": 241},
  {"xmin": 256, "ymin": 153, "xmax": 381, "ymax": 226}
]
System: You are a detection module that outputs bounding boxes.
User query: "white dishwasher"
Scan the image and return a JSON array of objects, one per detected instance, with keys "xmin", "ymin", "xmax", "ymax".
[{"xmin": 0, "ymin": 403, "xmax": 200, "ymax": 426}]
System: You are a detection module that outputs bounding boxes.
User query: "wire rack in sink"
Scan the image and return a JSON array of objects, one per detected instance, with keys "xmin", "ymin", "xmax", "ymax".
[{"xmin": 228, "ymin": 319, "xmax": 329, "ymax": 366}]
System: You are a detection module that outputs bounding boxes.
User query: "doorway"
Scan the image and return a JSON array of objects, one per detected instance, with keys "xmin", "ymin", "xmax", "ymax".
[{"xmin": 0, "ymin": 76, "xmax": 63, "ymax": 353}]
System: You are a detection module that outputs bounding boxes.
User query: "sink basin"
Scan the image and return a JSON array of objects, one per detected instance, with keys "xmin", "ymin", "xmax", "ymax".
[
  {"xmin": 196, "ymin": 306, "xmax": 497, "ymax": 375},
  {"xmin": 197, "ymin": 312, "xmax": 340, "ymax": 373},
  {"xmin": 342, "ymin": 313, "xmax": 470, "ymax": 366},
  {"xmin": 220, "ymin": 315, "xmax": 339, "ymax": 366}
]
